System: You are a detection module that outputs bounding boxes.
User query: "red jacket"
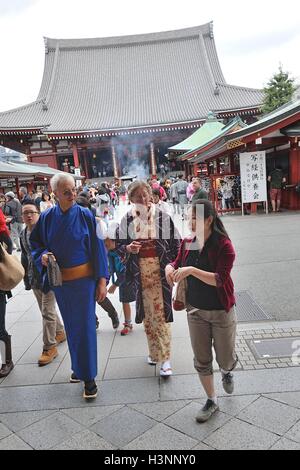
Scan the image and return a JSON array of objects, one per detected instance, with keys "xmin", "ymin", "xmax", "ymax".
[
  {"xmin": 0, "ymin": 209, "xmax": 9, "ymax": 238},
  {"xmin": 171, "ymin": 234, "xmax": 236, "ymax": 312}
]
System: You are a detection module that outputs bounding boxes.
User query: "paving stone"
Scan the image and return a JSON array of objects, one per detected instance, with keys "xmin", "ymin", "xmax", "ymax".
[
  {"xmin": 192, "ymin": 442, "xmax": 215, "ymax": 450},
  {"xmin": 0, "ymin": 422, "xmax": 12, "ymax": 440},
  {"xmin": 16, "ymin": 411, "xmax": 84, "ymax": 450},
  {"xmin": 204, "ymin": 418, "xmax": 278, "ymax": 450},
  {"xmin": 129, "ymin": 400, "xmax": 191, "ymax": 422},
  {"xmin": 17, "ymin": 337, "xmax": 68, "ymax": 365},
  {"xmin": 53, "ymin": 429, "xmax": 116, "ymax": 450},
  {"xmin": 211, "ymin": 395, "xmax": 260, "ymax": 417},
  {"xmin": 7, "ymin": 295, "xmax": 36, "ymax": 313},
  {"xmin": 0, "ymin": 410, "xmax": 56, "ymax": 432},
  {"xmin": 164, "ymin": 402, "xmax": 231, "ymax": 441},
  {"xmin": 91, "ymin": 406, "xmax": 156, "ymax": 448},
  {"xmin": 285, "ymin": 421, "xmax": 300, "ymax": 444},
  {"xmin": 62, "ymin": 405, "xmax": 123, "ymax": 427},
  {"xmin": 0, "ymin": 434, "xmax": 32, "ymax": 450},
  {"xmin": 160, "ymin": 374, "xmax": 206, "ymax": 401},
  {"xmin": 0, "ymin": 362, "xmax": 60, "ymax": 387},
  {"xmin": 270, "ymin": 438, "xmax": 300, "ymax": 450},
  {"xmin": 0, "ymin": 377, "xmax": 159, "ymax": 413},
  {"xmin": 124, "ymin": 423, "xmax": 198, "ymax": 450},
  {"xmin": 263, "ymin": 392, "xmax": 300, "ymax": 409},
  {"xmin": 104, "ymin": 357, "xmax": 156, "ymax": 380},
  {"xmin": 237, "ymin": 396, "xmax": 300, "ymax": 435}
]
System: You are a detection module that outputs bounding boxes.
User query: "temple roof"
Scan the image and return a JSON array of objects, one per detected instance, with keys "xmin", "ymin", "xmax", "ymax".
[
  {"xmin": 0, "ymin": 23, "xmax": 263, "ymax": 135},
  {"xmin": 169, "ymin": 112, "xmax": 225, "ymax": 153},
  {"xmin": 0, "ymin": 159, "xmax": 83, "ymax": 179},
  {"xmin": 179, "ymin": 116, "xmax": 247, "ymax": 162},
  {"xmin": 188, "ymin": 99, "xmax": 300, "ymax": 164}
]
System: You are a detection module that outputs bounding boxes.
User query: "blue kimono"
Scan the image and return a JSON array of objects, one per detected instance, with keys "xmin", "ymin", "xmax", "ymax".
[{"xmin": 30, "ymin": 203, "xmax": 108, "ymax": 382}]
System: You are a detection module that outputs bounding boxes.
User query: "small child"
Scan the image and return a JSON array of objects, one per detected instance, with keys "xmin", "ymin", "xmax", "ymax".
[{"xmin": 104, "ymin": 237, "xmax": 136, "ymax": 336}]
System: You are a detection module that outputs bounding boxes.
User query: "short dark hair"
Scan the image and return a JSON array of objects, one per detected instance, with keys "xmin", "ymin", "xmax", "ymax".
[
  {"xmin": 76, "ymin": 196, "xmax": 90, "ymax": 208},
  {"xmin": 192, "ymin": 199, "xmax": 229, "ymax": 239},
  {"xmin": 41, "ymin": 192, "xmax": 50, "ymax": 201},
  {"xmin": 152, "ymin": 188, "xmax": 161, "ymax": 198},
  {"xmin": 22, "ymin": 201, "xmax": 40, "ymax": 212}
]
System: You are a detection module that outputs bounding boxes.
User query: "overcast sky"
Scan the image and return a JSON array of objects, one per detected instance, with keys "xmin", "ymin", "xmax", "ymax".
[{"xmin": 0, "ymin": 0, "xmax": 300, "ymax": 112}]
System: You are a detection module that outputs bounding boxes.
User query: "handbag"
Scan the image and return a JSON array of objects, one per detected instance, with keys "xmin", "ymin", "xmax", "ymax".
[
  {"xmin": 47, "ymin": 254, "xmax": 62, "ymax": 288},
  {"xmin": 172, "ymin": 277, "xmax": 187, "ymax": 311},
  {"xmin": 0, "ymin": 242, "xmax": 25, "ymax": 291}
]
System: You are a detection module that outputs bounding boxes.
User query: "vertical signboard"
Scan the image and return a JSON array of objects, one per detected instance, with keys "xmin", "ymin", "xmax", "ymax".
[{"xmin": 240, "ymin": 151, "xmax": 267, "ymax": 212}]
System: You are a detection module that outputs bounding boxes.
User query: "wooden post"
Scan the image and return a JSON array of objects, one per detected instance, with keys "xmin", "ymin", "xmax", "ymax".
[
  {"xmin": 83, "ymin": 149, "xmax": 89, "ymax": 179},
  {"xmin": 111, "ymin": 145, "xmax": 119, "ymax": 178},
  {"xmin": 72, "ymin": 143, "xmax": 80, "ymax": 168},
  {"xmin": 289, "ymin": 138, "xmax": 300, "ymax": 210},
  {"xmin": 15, "ymin": 178, "xmax": 20, "ymax": 200},
  {"xmin": 150, "ymin": 143, "xmax": 156, "ymax": 177},
  {"xmin": 229, "ymin": 155, "xmax": 235, "ymax": 174}
]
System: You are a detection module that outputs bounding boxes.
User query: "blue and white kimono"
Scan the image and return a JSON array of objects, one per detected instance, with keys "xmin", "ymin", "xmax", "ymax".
[{"xmin": 30, "ymin": 203, "xmax": 108, "ymax": 382}]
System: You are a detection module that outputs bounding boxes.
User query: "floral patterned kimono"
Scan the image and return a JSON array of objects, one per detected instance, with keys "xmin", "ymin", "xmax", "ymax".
[{"xmin": 117, "ymin": 204, "xmax": 181, "ymax": 362}]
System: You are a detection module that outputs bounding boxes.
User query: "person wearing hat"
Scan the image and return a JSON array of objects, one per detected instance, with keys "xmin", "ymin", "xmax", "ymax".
[{"xmin": 3, "ymin": 192, "xmax": 23, "ymax": 251}]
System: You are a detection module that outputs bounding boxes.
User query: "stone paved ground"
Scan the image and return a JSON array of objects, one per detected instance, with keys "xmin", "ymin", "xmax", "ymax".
[{"xmin": 0, "ymin": 209, "xmax": 300, "ymax": 450}]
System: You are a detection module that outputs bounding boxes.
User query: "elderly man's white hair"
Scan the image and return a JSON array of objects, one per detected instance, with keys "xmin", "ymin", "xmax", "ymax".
[{"xmin": 50, "ymin": 173, "xmax": 75, "ymax": 192}]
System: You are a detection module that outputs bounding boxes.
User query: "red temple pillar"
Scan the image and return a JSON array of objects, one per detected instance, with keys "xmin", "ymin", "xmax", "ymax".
[
  {"xmin": 72, "ymin": 143, "xmax": 80, "ymax": 168},
  {"xmin": 82, "ymin": 149, "xmax": 89, "ymax": 178},
  {"xmin": 289, "ymin": 138, "xmax": 300, "ymax": 210},
  {"xmin": 229, "ymin": 155, "xmax": 235, "ymax": 174}
]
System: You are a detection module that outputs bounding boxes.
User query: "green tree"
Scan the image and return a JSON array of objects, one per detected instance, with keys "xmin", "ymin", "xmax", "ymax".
[{"xmin": 261, "ymin": 66, "xmax": 297, "ymax": 114}]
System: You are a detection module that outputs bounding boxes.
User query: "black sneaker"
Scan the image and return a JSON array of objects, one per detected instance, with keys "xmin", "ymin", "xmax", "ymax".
[
  {"xmin": 222, "ymin": 372, "xmax": 234, "ymax": 394},
  {"xmin": 83, "ymin": 380, "xmax": 98, "ymax": 399},
  {"xmin": 196, "ymin": 399, "xmax": 219, "ymax": 423},
  {"xmin": 109, "ymin": 311, "xmax": 120, "ymax": 330},
  {"xmin": 70, "ymin": 372, "xmax": 81, "ymax": 383}
]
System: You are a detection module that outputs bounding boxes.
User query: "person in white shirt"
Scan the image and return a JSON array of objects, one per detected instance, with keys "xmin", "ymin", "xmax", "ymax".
[
  {"xmin": 40, "ymin": 192, "xmax": 54, "ymax": 212},
  {"xmin": 152, "ymin": 188, "xmax": 172, "ymax": 216}
]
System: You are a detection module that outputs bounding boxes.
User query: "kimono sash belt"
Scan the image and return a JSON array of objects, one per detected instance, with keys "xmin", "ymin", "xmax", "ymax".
[
  {"xmin": 138, "ymin": 240, "xmax": 157, "ymax": 259},
  {"xmin": 61, "ymin": 262, "xmax": 93, "ymax": 281}
]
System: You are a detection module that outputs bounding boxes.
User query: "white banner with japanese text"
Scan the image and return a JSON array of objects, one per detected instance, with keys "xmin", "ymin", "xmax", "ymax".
[{"xmin": 240, "ymin": 151, "xmax": 267, "ymax": 204}]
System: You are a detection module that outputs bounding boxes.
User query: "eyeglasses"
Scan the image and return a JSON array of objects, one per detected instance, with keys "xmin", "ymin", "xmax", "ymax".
[
  {"xmin": 62, "ymin": 188, "xmax": 77, "ymax": 197},
  {"xmin": 22, "ymin": 211, "xmax": 39, "ymax": 217}
]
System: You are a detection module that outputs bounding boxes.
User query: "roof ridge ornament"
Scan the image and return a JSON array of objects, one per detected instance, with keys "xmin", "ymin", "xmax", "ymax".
[
  {"xmin": 209, "ymin": 22, "xmax": 214, "ymax": 39},
  {"xmin": 214, "ymin": 85, "xmax": 220, "ymax": 95},
  {"xmin": 42, "ymin": 99, "xmax": 48, "ymax": 111},
  {"xmin": 44, "ymin": 37, "xmax": 49, "ymax": 54},
  {"xmin": 206, "ymin": 111, "xmax": 217, "ymax": 121}
]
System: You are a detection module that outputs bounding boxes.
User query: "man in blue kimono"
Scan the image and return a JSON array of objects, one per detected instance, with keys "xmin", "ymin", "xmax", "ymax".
[{"xmin": 30, "ymin": 174, "xmax": 108, "ymax": 399}]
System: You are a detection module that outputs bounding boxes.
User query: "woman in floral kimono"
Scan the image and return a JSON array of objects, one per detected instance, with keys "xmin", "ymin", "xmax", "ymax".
[{"xmin": 116, "ymin": 181, "xmax": 181, "ymax": 376}]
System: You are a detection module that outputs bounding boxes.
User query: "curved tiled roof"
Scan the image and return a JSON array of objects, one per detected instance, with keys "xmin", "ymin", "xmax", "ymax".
[{"xmin": 0, "ymin": 23, "xmax": 263, "ymax": 134}]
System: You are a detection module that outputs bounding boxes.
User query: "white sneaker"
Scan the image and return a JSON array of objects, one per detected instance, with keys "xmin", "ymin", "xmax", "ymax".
[
  {"xmin": 147, "ymin": 356, "xmax": 157, "ymax": 366},
  {"xmin": 160, "ymin": 361, "xmax": 172, "ymax": 377}
]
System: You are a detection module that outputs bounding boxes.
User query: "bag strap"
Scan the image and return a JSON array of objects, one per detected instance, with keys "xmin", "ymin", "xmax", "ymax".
[{"xmin": 0, "ymin": 242, "xmax": 6, "ymax": 262}]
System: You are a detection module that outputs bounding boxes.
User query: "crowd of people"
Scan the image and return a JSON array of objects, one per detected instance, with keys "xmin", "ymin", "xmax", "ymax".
[{"xmin": 0, "ymin": 173, "xmax": 238, "ymax": 424}]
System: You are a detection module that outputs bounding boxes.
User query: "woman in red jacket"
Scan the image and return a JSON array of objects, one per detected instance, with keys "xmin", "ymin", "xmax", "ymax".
[
  {"xmin": 0, "ymin": 208, "xmax": 14, "ymax": 378},
  {"xmin": 165, "ymin": 199, "xmax": 238, "ymax": 423}
]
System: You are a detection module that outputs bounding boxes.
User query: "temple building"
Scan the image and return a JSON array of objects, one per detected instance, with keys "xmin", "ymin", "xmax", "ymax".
[
  {"xmin": 173, "ymin": 99, "xmax": 300, "ymax": 211},
  {"xmin": 0, "ymin": 22, "xmax": 263, "ymax": 181}
]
